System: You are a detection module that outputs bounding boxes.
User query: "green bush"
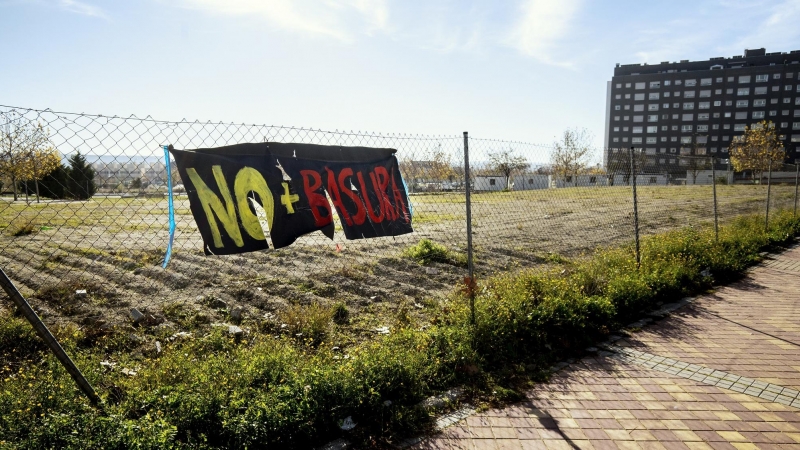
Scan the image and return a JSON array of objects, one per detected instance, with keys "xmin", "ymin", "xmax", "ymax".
[
  {"xmin": 2, "ymin": 211, "xmax": 799, "ymax": 448},
  {"xmin": 403, "ymin": 239, "xmax": 467, "ymax": 267}
]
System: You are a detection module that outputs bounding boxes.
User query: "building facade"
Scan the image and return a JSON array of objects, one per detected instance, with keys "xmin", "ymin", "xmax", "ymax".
[{"xmin": 604, "ymin": 48, "xmax": 800, "ymax": 175}]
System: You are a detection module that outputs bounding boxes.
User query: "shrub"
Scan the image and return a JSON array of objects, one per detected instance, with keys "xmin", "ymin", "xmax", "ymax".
[{"xmin": 403, "ymin": 239, "xmax": 467, "ymax": 267}]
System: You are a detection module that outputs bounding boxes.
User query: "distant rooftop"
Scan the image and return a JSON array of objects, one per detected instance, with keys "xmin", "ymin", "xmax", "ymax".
[{"xmin": 614, "ymin": 48, "xmax": 800, "ymax": 77}]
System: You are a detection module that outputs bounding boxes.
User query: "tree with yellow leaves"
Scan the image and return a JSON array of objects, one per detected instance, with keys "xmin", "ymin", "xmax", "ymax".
[
  {"xmin": 21, "ymin": 147, "xmax": 62, "ymax": 203},
  {"xmin": 0, "ymin": 110, "xmax": 55, "ymax": 202},
  {"xmin": 729, "ymin": 120, "xmax": 785, "ymax": 182}
]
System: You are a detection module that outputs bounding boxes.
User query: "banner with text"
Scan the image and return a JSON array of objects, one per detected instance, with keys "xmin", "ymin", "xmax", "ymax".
[{"xmin": 169, "ymin": 143, "xmax": 413, "ymax": 255}]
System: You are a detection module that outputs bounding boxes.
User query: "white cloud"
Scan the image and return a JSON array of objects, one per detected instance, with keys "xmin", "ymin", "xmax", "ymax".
[
  {"xmin": 506, "ymin": 0, "xmax": 581, "ymax": 66},
  {"xmin": 58, "ymin": 0, "xmax": 107, "ymax": 19},
  {"xmin": 178, "ymin": 0, "xmax": 389, "ymax": 41}
]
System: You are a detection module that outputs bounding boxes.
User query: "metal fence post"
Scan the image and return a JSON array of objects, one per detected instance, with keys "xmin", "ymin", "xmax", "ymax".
[
  {"xmin": 765, "ymin": 159, "xmax": 773, "ymax": 231},
  {"xmin": 794, "ymin": 163, "xmax": 799, "ymax": 217},
  {"xmin": 630, "ymin": 147, "xmax": 641, "ymax": 268},
  {"xmin": 712, "ymin": 157, "xmax": 719, "ymax": 241},
  {"xmin": 0, "ymin": 268, "xmax": 102, "ymax": 406},
  {"xmin": 463, "ymin": 132, "xmax": 475, "ymax": 325}
]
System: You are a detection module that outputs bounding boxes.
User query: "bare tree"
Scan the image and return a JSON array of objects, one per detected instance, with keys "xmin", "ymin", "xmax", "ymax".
[
  {"xmin": 0, "ymin": 111, "xmax": 53, "ymax": 201},
  {"xmin": 681, "ymin": 137, "xmax": 711, "ymax": 185},
  {"xmin": 551, "ymin": 128, "xmax": 595, "ymax": 186},
  {"xmin": 488, "ymin": 149, "xmax": 529, "ymax": 190}
]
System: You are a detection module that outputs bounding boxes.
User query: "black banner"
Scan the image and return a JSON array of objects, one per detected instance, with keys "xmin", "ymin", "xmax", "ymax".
[{"xmin": 169, "ymin": 143, "xmax": 412, "ymax": 255}]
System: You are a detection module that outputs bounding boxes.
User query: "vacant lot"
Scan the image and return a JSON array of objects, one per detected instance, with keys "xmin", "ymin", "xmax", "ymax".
[{"xmin": 0, "ymin": 184, "xmax": 793, "ymax": 339}]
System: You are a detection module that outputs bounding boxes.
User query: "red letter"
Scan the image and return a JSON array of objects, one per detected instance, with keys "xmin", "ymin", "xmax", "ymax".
[
  {"xmin": 338, "ymin": 168, "xmax": 366, "ymax": 226},
  {"xmin": 370, "ymin": 166, "xmax": 395, "ymax": 221},
  {"xmin": 300, "ymin": 170, "xmax": 332, "ymax": 227},
  {"xmin": 325, "ymin": 167, "xmax": 352, "ymax": 226},
  {"xmin": 391, "ymin": 171, "xmax": 410, "ymax": 223},
  {"xmin": 357, "ymin": 170, "xmax": 384, "ymax": 224}
]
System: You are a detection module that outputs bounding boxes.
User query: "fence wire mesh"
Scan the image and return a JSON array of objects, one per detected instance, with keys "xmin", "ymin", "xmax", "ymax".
[{"xmin": 1, "ymin": 105, "xmax": 797, "ymax": 334}]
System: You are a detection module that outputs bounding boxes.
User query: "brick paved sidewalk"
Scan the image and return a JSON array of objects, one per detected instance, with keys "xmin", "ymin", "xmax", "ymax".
[{"xmin": 412, "ymin": 246, "xmax": 800, "ymax": 450}]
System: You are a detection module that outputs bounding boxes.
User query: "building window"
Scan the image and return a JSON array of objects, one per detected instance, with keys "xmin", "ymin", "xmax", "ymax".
[
  {"xmin": 681, "ymin": 136, "xmax": 692, "ymax": 143},
  {"xmin": 698, "ymin": 113, "xmax": 709, "ymax": 120},
  {"xmin": 646, "ymin": 137, "xmax": 657, "ymax": 143},
  {"xmin": 673, "ymin": 103, "xmax": 680, "ymax": 108},
  {"xmin": 662, "ymin": 115, "xmax": 669, "ymax": 120},
  {"xmin": 699, "ymin": 102, "xmax": 710, "ymax": 109},
  {"xmin": 685, "ymin": 79, "xmax": 697, "ymax": 87},
  {"xmin": 769, "ymin": 111, "xmax": 777, "ymax": 116},
  {"xmin": 675, "ymin": 80, "xmax": 683, "ymax": 85},
  {"xmin": 737, "ymin": 88, "xmax": 750, "ymax": 96},
  {"xmin": 723, "ymin": 136, "xmax": 730, "ymax": 141},
  {"xmin": 633, "ymin": 115, "xmax": 643, "ymax": 122},
  {"xmin": 726, "ymin": 101, "xmax": 733, "ymax": 106},
  {"xmin": 796, "ymin": 98, "xmax": 800, "ymax": 105},
  {"xmin": 625, "ymin": 105, "xmax": 631, "ymax": 110},
  {"xmin": 616, "ymin": 83, "xmax": 622, "ymax": 88},
  {"xmin": 739, "ymin": 75, "xmax": 751, "ymax": 83},
  {"xmin": 634, "ymin": 104, "xmax": 644, "ymax": 111},
  {"xmin": 712, "ymin": 124, "xmax": 720, "ymax": 130},
  {"xmin": 624, "ymin": 115, "xmax": 630, "ymax": 120},
  {"xmin": 683, "ymin": 102, "xmax": 695, "ymax": 109},
  {"xmin": 753, "ymin": 111, "xmax": 765, "ymax": 119},
  {"xmin": 787, "ymin": 85, "xmax": 794, "ymax": 91},
  {"xmin": 647, "ymin": 126, "xmax": 657, "ymax": 133},
  {"xmin": 623, "ymin": 127, "xmax": 629, "ymax": 131},
  {"xmin": 632, "ymin": 137, "xmax": 643, "ymax": 143},
  {"xmin": 755, "ymin": 86, "xmax": 768, "ymax": 95},
  {"xmin": 754, "ymin": 99, "xmax": 766, "ymax": 107},
  {"xmin": 615, "ymin": 105, "xmax": 621, "ymax": 110},
  {"xmin": 632, "ymin": 126, "xmax": 643, "ymax": 133},
  {"xmin": 626, "ymin": 83, "xmax": 632, "ymax": 88},
  {"xmin": 647, "ymin": 115, "xmax": 658, "ymax": 122},
  {"xmin": 793, "ymin": 123, "xmax": 800, "ymax": 130},
  {"xmin": 723, "ymin": 123, "xmax": 731, "ymax": 129},
  {"xmin": 635, "ymin": 82, "xmax": 645, "ymax": 89},
  {"xmin": 649, "ymin": 93, "xmax": 660, "ymax": 100},
  {"xmin": 715, "ymin": 89, "xmax": 722, "ymax": 95},
  {"xmin": 615, "ymin": 94, "xmax": 621, "ymax": 99},
  {"xmin": 664, "ymin": 92, "xmax": 670, "ymax": 97},
  {"xmin": 697, "ymin": 125, "xmax": 709, "ymax": 132},
  {"xmin": 734, "ymin": 124, "xmax": 746, "ymax": 131},
  {"xmin": 735, "ymin": 112, "xmax": 748, "ymax": 119},
  {"xmin": 489, "ymin": 179, "xmax": 496, "ymax": 186},
  {"xmin": 682, "ymin": 114, "xmax": 693, "ymax": 120},
  {"xmin": 684, "ymin": 91, "xmax": 696, "ymax": 98},
  {"xmin": 792, "ymin": 135, "xmax": 800, "ymax": 143},
  {"xmin": 648, "ymin": 104, "xmax": 659, "ymax": 111},
  {"xmin": 699, "ymin": 90, "xmax": 711, "ymax": 98},
  {"xmin": 681, "ymin": 125, "xmax": 693, "ymax": 132},
  {"xmin": 613, "ymin": 127, "xmax": 620, "ymax": 131},
  {"xmin": 660, "ymin": 136, "xmax": 667, "ymax": 141},
  {"xmin": 701, "ymin": 78, "xmax": 712, "ymax": 86},
  {"xmin": 650, "ymin": 81, "xmax": 660, "ymax": 88},
  {"xmin": 635, "ymin": 93, "xmax": 645, "ymax": 100},
  {"xmin": 622, "ymin": 137, "xmax": 628, "ymax": 142},
  {"xmin": 773, "ymin": 86, "xmax": 780, "ymax": 92},
  {"xmin": 671, "ymin": 137, "xmax": 678, "ymax": 142},
  {"xmin": 781, "ymin": 122, "xmax": 788, "ymax": 128},
  {"xmin": 756, "ymin": 74, "xmax": 768, "ymax": 82},
  {"xmin": 672, "ymin": 114, "xmax": 679, "ymax": 119},
  {"xmin": 663, "ymin": 103, "xmax": 670, "ymax": 109},
  {"xmin": 625, "ymin": 94, "xmax": 631, "ymax": 99},
  {"xmin": 774, "ymin": 74, "xmax": 782, "ymax": 79},
  {"xmin": 713, "ymin": 101, "xmax": 721, "ymax": 107},
  {"xmin": 613, "ymin": 137, "xmax": 619, "ymax": 142},
  {"xmin": 736, "ymin": 100, "xmax": 749, "ymax": 107},
  {"xmin": 614, "ymin": 116, "xmax": 620, "ymax": 121},
  {"xmin": 712, "ymin": 136, "xmax": 719, "ymax": 141},
  {"xmin": 713, "ymin": 113, "xmax": 720, "ymax": 118},
  {"xmin": 664, "ymin": 80, "xmax": 671, "ymax": 86},
  {"xmin": 785, "ymin": 98, "xmax": 792, "ymax": 104}
]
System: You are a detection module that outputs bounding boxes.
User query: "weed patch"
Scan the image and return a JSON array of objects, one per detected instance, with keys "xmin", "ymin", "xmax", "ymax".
[{"xmin": 403, "ymin": 238, "xmax": 467, "ymax": 267}]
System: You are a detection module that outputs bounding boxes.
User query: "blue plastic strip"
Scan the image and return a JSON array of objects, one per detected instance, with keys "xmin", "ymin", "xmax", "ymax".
[
  {"xmin": 402, "ymin": 177, "xmax": 413, "ymax": 219},
  {"xmin": 162, "ymin": 145, "xmax": 176, "ymax": 269}
]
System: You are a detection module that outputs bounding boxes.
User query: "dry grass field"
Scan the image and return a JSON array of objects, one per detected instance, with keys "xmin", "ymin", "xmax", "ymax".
[{"xmin": 0, "ymin": 184, "xmax": 793, "ymax": 343}]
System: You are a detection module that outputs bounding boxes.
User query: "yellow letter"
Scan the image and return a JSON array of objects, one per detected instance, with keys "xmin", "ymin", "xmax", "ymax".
[
  {"xmin": 186, "ymin": 166, "xmax": 243, "ymax": 248},
  {"xmin": 234, "ymin": 167, "xmax": 274, "ymax": 239}
]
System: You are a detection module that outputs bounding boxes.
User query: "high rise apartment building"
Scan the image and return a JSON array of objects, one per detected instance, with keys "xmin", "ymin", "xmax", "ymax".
[{"xmin": 604, "ymin": 48, "xmax": 800, "ymax": 174}]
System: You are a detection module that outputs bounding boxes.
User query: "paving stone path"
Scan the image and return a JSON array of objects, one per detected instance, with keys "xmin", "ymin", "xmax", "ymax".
[{"xmin": 412, "ymin": 245, "xmax": 800, "ymax": 449}]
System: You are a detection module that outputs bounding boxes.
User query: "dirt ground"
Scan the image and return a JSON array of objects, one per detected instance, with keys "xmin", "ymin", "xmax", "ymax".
[{"xmin": 0, "ymin": 184, "xmax": 794, "ymax": 343}]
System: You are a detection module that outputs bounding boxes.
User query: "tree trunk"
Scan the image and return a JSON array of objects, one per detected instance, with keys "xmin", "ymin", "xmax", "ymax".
[
  {"xmin": 23, "ymin": 181, "xmax": 28, "ymax": 204},
  {"xmin": 11, "ymin": 175, "xmax": 17, "ymax": 201},
  {"xmin": 34, "ymin": 179, "xmax": 40, "ymax": 203}
]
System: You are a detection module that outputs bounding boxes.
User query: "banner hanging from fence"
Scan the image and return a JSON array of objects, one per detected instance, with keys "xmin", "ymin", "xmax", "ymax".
[{"xmin": 169, "ymin": 143, "xmax": 413, "ymax": 255}]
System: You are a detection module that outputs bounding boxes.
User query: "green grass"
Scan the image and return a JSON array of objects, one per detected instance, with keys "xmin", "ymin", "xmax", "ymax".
[
  {"xmin": 403, "ymin": 238, "xmax": 468, "ymax": 267},
  {"xmin": 1, "ymin": 210, "xmax": 800, "ymax": 448}
]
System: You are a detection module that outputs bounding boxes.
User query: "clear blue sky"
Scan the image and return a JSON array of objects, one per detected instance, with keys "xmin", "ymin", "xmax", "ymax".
[{"xmin": 2, "ymin": 0, "xmax": 798, "ymax": 148}]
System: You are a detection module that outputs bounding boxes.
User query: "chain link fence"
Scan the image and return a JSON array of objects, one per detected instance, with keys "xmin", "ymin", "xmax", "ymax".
[{"xmin": 1, "ymin": 104, "xmax": 797, "ymax": 334}]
